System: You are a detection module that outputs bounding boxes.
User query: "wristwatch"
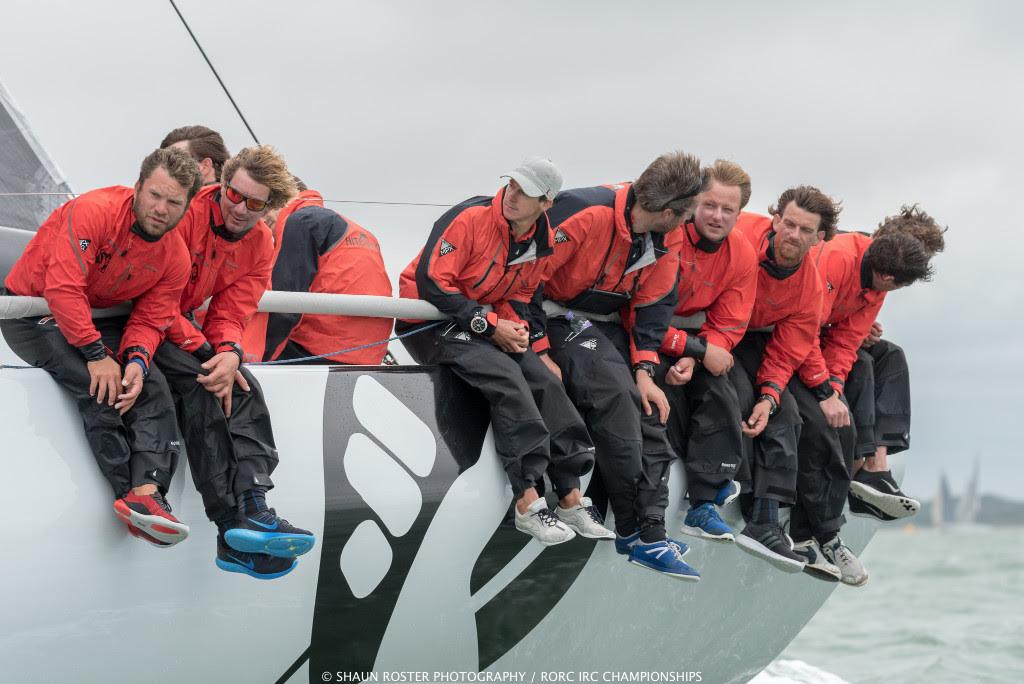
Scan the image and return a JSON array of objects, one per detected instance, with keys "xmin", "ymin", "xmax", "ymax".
[
  {"xmin": 633, "ymin": 360, "xmax": 656, "ymax": 379},
  {"xmin": 469, "ymin": 309, "xmax": 497, "ymax": 337}
]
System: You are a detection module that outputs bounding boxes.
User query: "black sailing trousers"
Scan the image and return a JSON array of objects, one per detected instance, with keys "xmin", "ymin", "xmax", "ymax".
[
  {"xmin": 730, "ymin": 332, "xmax": 801, "ymax": 505},
  {"xmin": 401, "ymin": 322, "xmax": 594, "ymax": 500},
  {"xmin": 844, "ymin": 339, "xmax": 912, "ymax": 458},
  {"xmin": 546, "ymin": 317, "xmax": 676, "ymax": 538},
  {"xmin": 788, "ymin": 377, "xmax": 855, "ymax": 543},
  {"xmin": 153, "ymin": 342, "xmax": 279, "ymax": 522},
  {"xmin": 659, "ymin": 359, "xmax": 744, "ymax": 504},
  {"xmin": 1, "ymin": 314, "xmax": 180, "ymax": 499}
]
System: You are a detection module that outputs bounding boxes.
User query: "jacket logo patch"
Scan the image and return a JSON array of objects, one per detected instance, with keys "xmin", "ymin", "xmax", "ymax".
[
  {"xmin": 579, "ymin": 338, "xmax": 597, "ymax": 350},
  {"xmin": 79, "ymin": 239, "xmax": 91, "ymax": 252},
  {"xmin": 826, "ymin": 280, "xmax": 834, "ymax": 293},
  {"xmin": 554, "ymin": 229, "xmax": 570, "ymax": 244},
  {"xmin": 439, "ymin": 239, "xmax": 456, "ymax": 257},
  {"xmin": 453, "ymin": 331, "xmax": 472, "ymax": 341}
]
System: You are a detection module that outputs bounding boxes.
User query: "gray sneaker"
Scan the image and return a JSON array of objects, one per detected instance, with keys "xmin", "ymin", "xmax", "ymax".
[
  {"xmin": 556, "ymin": 497, "xmax": 615, "ymax": 539},
  {"xmin": 821, "ymin": 536, "xmax": 869, "ymax": 587},
  {"xmin": 515, "ymin": 498, "xmax": 576, "ymax": 546},
  {"xmin": 792, "ymin": 538, "xmax": 842, "ymax": 583}
]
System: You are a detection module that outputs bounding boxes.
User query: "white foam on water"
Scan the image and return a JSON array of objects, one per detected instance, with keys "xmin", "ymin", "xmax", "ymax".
[{"xmin": 749, "ymin": 659, "xmax": 850, "ymax": 684}]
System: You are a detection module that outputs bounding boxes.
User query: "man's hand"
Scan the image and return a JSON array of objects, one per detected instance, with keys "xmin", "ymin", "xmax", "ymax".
[
  {"xmin": 636, "ymin": 370, "xmax": 670, "ymax": 424},
  {"xmin": 491, "ymin": 319, "xmax": 529, "ymax": 353},
  {"xmin": 666, "ymin": 357, "xmax": 696, "ymax": 386},
  {"xmin": 114, "ymin": 362, "xmax": 145, "ymax": 415},
  {"xmin": 197, "ymin": 351, "xmax": 241, "ymax": 395},
  {"xmin": 540, "ymin": 353, "xmax": 562, "ymax": 381},
  {"xmin": 214, "ymin": 370, "xmax": 251, "ymax": 418},
  {"xmin": 88, "ymin": 356, "xmax": 122, "ymax": 407},
  {"xmin": 741, "ymin": 399, "xmax": 773, "ymax": 438},
  {"xmin": 862, "ymin": 320, "xmax": 884, "ymax": 348},
  {"xmin": 819, "ymin": 392, "xmax": 851, "ymax": 428},
  {"xmin": 702, "ymin": 342, "xmax": 734, "ymax": 376}
]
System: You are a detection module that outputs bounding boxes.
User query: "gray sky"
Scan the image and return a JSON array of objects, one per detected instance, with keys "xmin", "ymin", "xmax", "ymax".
[{"xmin": 2, "ymin": 0, "xmax": 1020, "ymax": 499}]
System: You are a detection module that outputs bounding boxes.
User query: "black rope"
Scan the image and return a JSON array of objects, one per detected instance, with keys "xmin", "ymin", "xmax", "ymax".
[{"xmin": 168, "ymin": 0, "xmax": 260, "ymax": 145}]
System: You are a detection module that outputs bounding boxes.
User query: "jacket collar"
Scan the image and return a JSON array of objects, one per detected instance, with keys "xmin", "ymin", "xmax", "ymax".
[
  {"xmin": 760, "ymin": 231, "xmax": 801, "ymax": 280},
  {"xmin": 685, "ymin": 220, "xmax": 724, "ymax": 253}
]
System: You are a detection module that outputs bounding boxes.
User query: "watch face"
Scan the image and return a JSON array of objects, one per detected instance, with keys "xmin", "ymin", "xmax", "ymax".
[{"xmin": 470, "ymin": 316, "xmax": 487, "ymax": 333}]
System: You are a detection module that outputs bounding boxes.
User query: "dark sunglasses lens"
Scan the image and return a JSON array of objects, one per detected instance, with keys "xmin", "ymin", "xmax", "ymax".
[
  {"xmin": 225, "ymin": 186, "xmax": 242, "ymax": 204},
  {"xmin": 246, "ymin": 198, "xmax": 268, "ymax": 211}
]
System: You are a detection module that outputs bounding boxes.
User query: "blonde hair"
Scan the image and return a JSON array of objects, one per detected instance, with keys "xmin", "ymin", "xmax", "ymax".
[
  {"xmin": 704, "ymin": 159, "xmax": 752, "ymax": 209},
  {"xmin": 222, "ymin": 145, "xmax": 298, "ymax": 210}
]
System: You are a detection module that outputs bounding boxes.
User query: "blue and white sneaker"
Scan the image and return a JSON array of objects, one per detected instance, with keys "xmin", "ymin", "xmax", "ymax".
[
  {"xmin": 627, "ymin": 539, "xmax": 700, "ymax": 581},
  {"xmin": 714, "ymin": 481, "xmax": 741, "ymax": 507},
  {"xmin": 224, "ymin": 508, "xmax": 316, "ymax": 558},
  {"xmin": 680, "ymin": 502, "xmax": 735, "ymax": 541},
  {"xmin": 215, "ymin": 538, "xmax": 297, "ymax": 580},
  {"xmin": 615, "ymin": 529, "xmax": 689, "ymax": 557}
]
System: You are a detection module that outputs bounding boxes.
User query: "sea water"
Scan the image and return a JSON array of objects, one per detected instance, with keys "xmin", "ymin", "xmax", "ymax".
[{"xmin": 752, "ymin": 526, "xmax": 1024, "ymax": 683}]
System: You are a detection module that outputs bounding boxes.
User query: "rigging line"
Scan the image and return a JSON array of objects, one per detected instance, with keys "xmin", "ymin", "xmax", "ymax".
[{"xmin": 168, "ymin": 0, "xmax": 261, "ymax": 145}]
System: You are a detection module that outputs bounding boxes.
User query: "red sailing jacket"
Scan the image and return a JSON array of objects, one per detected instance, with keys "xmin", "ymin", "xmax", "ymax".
[
  {"xmin": 5, "ymin": 186, "xmax": 190, "ymax": 366},
  {"xmin": 734, "ymin": 212, "xmax": 824, "ymax": 404},
  {"xmin": 399, "ymin": 188, "xmax": 553, "ymax": 350},
  {"xmin": 660, "ymin": 221, "xmax": 757, "ymax": 357},
  {"xmin": 538, "ymin": 183, "xmax": 680, "ymax": 366},
  {"xmin": 165, "ymin": 184, "xmax": 273, "ymax": 355},
  {"xmin": 799, "ymin": 232, "xmax": 887, "ymax": 393},
  {"xmin": 241, "ymin": 190, "xmax": 393, "ymax": 364}
]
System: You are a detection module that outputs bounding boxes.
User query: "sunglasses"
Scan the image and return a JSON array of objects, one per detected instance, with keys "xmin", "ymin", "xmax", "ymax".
[{"xmin": 224, "ymin": 183, "xmax": 270, "ymax": 212}]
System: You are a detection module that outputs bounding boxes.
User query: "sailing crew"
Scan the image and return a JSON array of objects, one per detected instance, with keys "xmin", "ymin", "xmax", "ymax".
[
  {"xmin": 398, "ymin": 158, "xmax": 613, "ymax": 546},
  {"xmin": 727, "ymin": 186, "xmax": 839, "ymax": 576},
  {"xmin": 0, "ymin": 148, "xmax": 200, "ymax": 546},
  {"xmin": 153, "ymin": 145, "xmax": 316, "ymax": 580},
  {"xmin": 529, "ymin": 151, "xmax": 704, "ymax": 580},
  {"xmin": 656, "ymin": 160, "xmax": 758, "ymax": 544},
  {"xmin": 161, "ymin": 125, "xmax": 230, "ymax": 185},
  {"xmin": 800, "ymin": 206, "xmax": 945, "ymax": 539},
  {"xmin": 242, "ymin": 181, "xmax": 394, "ymax": 364}
]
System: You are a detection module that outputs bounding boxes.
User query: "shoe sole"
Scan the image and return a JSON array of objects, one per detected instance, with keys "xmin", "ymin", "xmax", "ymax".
[
  {"xmin": 223, "ymin": 529, "xmax": 316, "ymax": 558},
  {"xmin": 735, "ymin": 535, "xmax": 806, "ymax": 573},
  {"xmin": 215, "ymin": 557, "xmax": 297, "ymax": 580},
  {"xmin": 849, "ymin": 481, "xmax": 920, "ymax": 519},
  {"xmin": 126, "ymin": 523, "xmax": 172, "ymax": 548},
  {"xmin": 627, "ymin": 557, "xmax": 700, "ymax": 582},
  {"xmin": 848, "ymin": 498, "xmax": 898, "ymax": 522},
  {"xmin": 616, "ymin": 542, "xmax": 691, "ymax": 557},
  {"xmin": 558, "ymin": 519, "xmax": 616, "ymax": 540},
  {"xmin": 114, "ymin": 500, "xmax": 189, "ymax": 546},
  {"xmin": 801, "ymin": 563, "xmax": 842, "ymax": 582},
  {"xmin": 679, "ymin": 524, "xmax": 735, "ymax": 542}
]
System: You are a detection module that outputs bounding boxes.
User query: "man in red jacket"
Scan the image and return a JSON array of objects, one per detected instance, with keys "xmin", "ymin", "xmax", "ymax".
[
  {"xmin": 154, "ymin": 145, "xmax": 312, "ymax": 580},
  {"xmin": 728, "ymin": 186, "xmax": 839, "ymax": 575},
  {"xmin": 792, "ymin": 206, "xmax": 944, "ymax": 568},
  {"xmin": 656, "ymin": 160, "xmax": 757, "ymax": 544},
  {"xmin": 1, "ymin": 147, "xmax": 200, "ymax": 546},
  {"xmin": 160, "ymin": 125, "xmax": 230, "ymax": 186},
  {"xmin": 253, "ymin": 184, "xmax": 393, "ymax": 364},
  {"xmin": 532, "ymin": 151, "xmax": 704, "ymax": 580},
  {"xmin": 398, "ymin": 158, "xmax": 611, "ymax": 546}
]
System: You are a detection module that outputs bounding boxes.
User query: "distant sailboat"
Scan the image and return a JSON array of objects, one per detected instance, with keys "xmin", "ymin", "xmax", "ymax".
[
  {"xmin": 955, "ymin": 458, "xmax": 981, "ymax": 525},
  {"xmin": 932, "ymin": 474, "xmax": 953, "ymax": 528}
]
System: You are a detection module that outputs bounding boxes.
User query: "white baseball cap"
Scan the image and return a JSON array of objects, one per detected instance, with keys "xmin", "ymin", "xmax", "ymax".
[{"xmin": 501, "ymin": 157, "xmax": 563, "ymax": 200}]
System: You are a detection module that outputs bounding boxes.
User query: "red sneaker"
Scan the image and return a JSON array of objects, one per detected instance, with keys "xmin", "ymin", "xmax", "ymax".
[{"xmin": 114, "ymin": 491, "xmax": 189, "ymax": 546}]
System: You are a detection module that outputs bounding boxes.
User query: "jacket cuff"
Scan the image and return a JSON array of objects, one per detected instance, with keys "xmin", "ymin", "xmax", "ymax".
[
  {"xmin": 215, "ymin": 341, "xmax": 244, "ymax": 363},
  {"xmin": 683, "ymin": 334, "xmax": 708, "ymax": 360},
  {"xmin": 631, "ymin": 349, "xmax": 660, "ymax": 366},
  {"xmin": 829, "ymin": 375, "xmax": 845, "ymax": 394},
  {"xmin": 531, "ymin": 335, "xmax": 551, "ymax": 354},
  {"xmin": 119, "ymin": 345, "xmax": 151, "ymax": 377},
  {"xmin": 758, "ymin": 382, "xmax": 783, "ymax": 405},
  {"xmin": 809, "ymin": 379, "xmax": 834, "ymax": 402},
  {"xmin": 192, "ymin": 341, "xmax": 215, "ymax": 363},
  {"xmin": 77, "ymin": 339, "xmax": 109, "ymax": 362}
]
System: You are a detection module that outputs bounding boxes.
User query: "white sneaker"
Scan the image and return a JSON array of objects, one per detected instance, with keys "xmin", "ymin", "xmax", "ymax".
[
  {"xmin": 556, "ymin": 497, "xmax": 615, "ymax": 540},
  {"xmin": 515, "ymin": 498, "xmax": 576, "ymax": 546},
  {"xmin": 821, "ymin": 536, "xmax": 869, "ymax": 587}
]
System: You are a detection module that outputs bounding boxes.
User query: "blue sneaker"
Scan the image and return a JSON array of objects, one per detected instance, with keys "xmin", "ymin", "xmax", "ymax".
[
  {"xmin": 680, "ymin": 502, "xmax": 735, "ymax": 541},
  {"xmin": 714, "ymin": 481, "xmax": 741, "ymax": 507},
  {"xmin": 615, "ymin": 530, "xmax": 689, "ymax": 557},
  {"xmin": 627, "ymin": 540, "xmax": 700, "ymax": 581},
  {"xmin": 215, "ymin": 538, "xmax": 297, "ymax": 580},
  {"xmin": 224, "ymin": 508, "xmax": 316, "ymax": 558}
]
